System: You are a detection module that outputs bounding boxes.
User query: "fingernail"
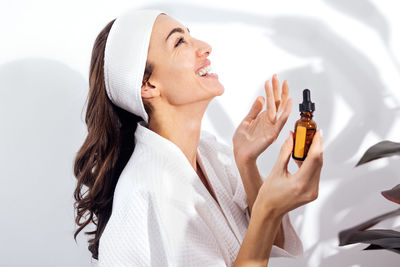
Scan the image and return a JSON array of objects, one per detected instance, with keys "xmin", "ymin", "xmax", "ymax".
[{"xmin": 319, "ymin": 129, "xmax": 323, "ymax": 137}]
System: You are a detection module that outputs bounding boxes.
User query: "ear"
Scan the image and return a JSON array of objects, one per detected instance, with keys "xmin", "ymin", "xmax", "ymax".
[{"xmin": 141, "ymin": 81, "xmax": 160, "ymax": 100}]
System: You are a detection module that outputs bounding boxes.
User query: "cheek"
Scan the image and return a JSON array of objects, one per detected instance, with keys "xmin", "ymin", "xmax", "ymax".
[
  {"xmin": 161, "ymin": 65, "xmax": 202, "ymax": 105},
  {"xmin": 163, "ymin": 78, "xmax": 202, "ymax": 105},
  {"xmin": 165, "ymin": 82, "xmax": 210, "ymax": 107}
]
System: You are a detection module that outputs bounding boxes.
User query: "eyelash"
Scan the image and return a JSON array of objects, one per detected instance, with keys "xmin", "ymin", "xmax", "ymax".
[{"xmin": 175, "ymin": 37, "xmax": 185, "ymax": 47}]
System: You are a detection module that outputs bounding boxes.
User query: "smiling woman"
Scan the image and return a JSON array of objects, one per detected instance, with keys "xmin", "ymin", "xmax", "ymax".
[
  {"xmin": 72, "ymin": 7, "xmax": 318, "ymax": 267},
  {"xmin": 141, "ymin": 12, "xmax": 224, "ymax": 117}
]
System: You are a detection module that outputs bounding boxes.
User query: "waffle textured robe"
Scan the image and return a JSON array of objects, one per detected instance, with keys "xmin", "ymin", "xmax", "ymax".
[{"xmin": 98, "ymin": 120, "xmax": 304, "ymax": 266}]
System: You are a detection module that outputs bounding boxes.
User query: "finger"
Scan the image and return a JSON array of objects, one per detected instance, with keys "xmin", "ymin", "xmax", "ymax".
[
  {"xmin": 294, "ymin": 159, "xmax": 303, "ymax": 168},
  {"xmin": 272, "ymin": 74, "xmax": 281, "ymax": 111},
  {"xmin": 264, "ymin": 80, "xmax": 276, "ymax": 121},
  {"xmin": 274, "ymin": 131, "xmax": 294, "ymax": 172},
  {"xmin": 243, "ymin": 96, "xmax": 264, "ymax": 123},
  {"xmin": 278, "ymin": 80, "xmax": 289, "ymax": 114},
  {"xmin": 275, "ymin": 98, "xmax": 293, "ymax": 134},
  {"xmin": 296, "ymin": 129, "xmax": 323, "ymax": 180}
]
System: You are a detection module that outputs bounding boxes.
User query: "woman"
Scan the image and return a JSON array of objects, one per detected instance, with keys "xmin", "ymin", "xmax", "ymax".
[{"xmin": 73, "ymin": 8, "xmax": 323, "ymax": 266}]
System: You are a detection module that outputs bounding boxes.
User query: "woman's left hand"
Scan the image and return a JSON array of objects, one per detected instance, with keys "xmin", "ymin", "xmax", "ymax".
[{"xmin": 233, "ymin": 74, "xmax": 293, "ymax": 163}]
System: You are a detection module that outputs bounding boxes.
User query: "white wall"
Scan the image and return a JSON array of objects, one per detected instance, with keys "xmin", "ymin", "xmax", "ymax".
[{"xmin": 1, "ymin": 0, "xmax": 400, "ymax": 266}]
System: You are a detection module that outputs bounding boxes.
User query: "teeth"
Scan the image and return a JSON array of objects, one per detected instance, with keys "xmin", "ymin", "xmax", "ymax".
[{"xmin": 197, "ymin": 65, "xmax": 212, "ymax": 76}]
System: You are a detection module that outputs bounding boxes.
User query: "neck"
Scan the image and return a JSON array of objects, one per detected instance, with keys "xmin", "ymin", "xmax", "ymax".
[{"xmin": 148, "ymin": 102, "xmax": 209, "ymax": 171}]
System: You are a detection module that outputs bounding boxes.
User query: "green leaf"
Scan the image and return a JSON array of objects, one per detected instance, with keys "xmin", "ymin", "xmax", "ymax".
[
  {"xmin": 340, "ymin": 229, "xmax": 400, "ymax": 246},
  {"xmin": 339, "ymin": 208, "xmax": 400, "ymax": 246},
  {"xmin": 355, "ymin": 141, "xmax": 400, "ymax": 167},
  {"xmin": 339, "ymin": 227, "xmax": 400, "ymax": 254},
  {"xmin": 382, "ymin": 184, "xmax": 400, "ymax": 204},
  {"xmin": 364, "ymin": 244, "xmax": 400, "ymax": 254}
]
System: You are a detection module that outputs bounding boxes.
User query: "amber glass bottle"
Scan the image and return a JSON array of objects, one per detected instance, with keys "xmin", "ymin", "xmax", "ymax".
[{"xmin": 292, "ymin": 89, "xmax": 317, "ymax": 161}]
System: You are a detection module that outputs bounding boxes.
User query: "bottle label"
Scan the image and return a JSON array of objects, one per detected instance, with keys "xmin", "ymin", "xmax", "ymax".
[{"xmin": 294, "ymin": 126, "xmax": 307, "ymax": 158}]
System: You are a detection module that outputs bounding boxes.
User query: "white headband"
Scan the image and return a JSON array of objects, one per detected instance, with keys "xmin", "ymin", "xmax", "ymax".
[{"xmin": 104, "ymin": 8, "xmax": 166, "ymax": 124}]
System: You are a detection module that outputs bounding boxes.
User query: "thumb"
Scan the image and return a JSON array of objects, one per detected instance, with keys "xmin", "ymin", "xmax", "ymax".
[
  {"xmin": 244, "ymin": 96, "xmax": 264, "ymax": 123},
  {"xmin": 274, "ymin": 131, "xmax": 294, "ymax": 171}
]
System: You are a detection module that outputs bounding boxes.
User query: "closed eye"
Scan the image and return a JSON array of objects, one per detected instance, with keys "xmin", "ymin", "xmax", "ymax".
[{"xmin": 175, "ymin": 37, "xmax": 185, "ymax": 47}]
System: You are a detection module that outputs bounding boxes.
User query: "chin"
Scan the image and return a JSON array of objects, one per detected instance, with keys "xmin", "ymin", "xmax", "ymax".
[
  {"xmin": 216, "ymin": 83, "xmax": 225, "ymax": 96},
  {"xmin": 201, "ymin": 83, "xmax": 224, "ymax": 97}
]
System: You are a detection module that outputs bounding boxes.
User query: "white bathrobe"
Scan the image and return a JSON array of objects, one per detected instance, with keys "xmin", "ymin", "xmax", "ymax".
[{"xmin": 98, "ymin": 120, "xmax": 303, "ymax": 266}]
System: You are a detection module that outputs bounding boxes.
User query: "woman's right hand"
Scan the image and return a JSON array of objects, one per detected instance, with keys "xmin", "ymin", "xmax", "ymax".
[{"xmin": 254, "ymin": 129, "xmax": 323, "ymax": 218}]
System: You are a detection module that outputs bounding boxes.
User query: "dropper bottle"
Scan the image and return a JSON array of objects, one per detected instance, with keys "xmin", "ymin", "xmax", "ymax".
[{"xmin": 292, "ymin": 89, "xmax": 317, "ymax": 161}]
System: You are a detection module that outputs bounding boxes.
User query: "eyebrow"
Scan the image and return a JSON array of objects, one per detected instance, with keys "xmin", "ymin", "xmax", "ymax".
[{"xmin": 165, "ymin": 27, "xmax": 190, "ymax": 42}]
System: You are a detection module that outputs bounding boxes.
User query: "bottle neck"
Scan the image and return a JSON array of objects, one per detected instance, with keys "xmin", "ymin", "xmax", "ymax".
[{"xmin": 300, "ymin": 111, "xmax": 314, "ymax": 118}]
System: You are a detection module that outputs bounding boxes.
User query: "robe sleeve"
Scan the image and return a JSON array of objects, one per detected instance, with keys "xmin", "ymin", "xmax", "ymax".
[
  {"xmin": 209, "ymin": 133, "xmax": 304, "ymax": 258},
  {"xmin": 233, "ymin": 168, "xmax": 304, "ymax": 258},
  {"xmin": 98, "ymin": 190, "xmax": 170, "ymax": 266},
  {"xmin": 98, "ymin": 189, "xmax": 227, "ymax": 267}
]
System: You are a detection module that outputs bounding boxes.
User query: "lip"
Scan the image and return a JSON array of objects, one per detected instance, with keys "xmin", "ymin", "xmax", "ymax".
[
  {"xmin": 196, "ymin": 59, "xmax": 211, "ymax": 74},
  {"xmin": 201, "ymin": 73, "xmax": 219, "ymax": 79}
]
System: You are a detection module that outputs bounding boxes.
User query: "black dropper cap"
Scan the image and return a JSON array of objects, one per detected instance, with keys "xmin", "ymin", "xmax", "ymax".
[{"xmin": 299, "ymin": 89, "xmax": 315, "ymax": 112}]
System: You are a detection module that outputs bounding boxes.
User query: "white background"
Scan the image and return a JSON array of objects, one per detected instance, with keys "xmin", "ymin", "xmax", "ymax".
[{"xmin": 1, "ymin": 0, "xmax": 400, "ymax": 266}]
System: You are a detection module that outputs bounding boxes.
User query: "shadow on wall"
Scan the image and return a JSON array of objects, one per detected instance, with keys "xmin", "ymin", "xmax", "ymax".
[
  {"xmin": 143, "ymin": 2, "xmax": 400, "ymax": 266},
  {"xmin": 0, "ymin": 58, "xmax": 93, "ymax": 266}
]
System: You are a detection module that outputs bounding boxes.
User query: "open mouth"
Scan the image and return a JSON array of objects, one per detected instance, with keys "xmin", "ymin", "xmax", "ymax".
[
  {"xmin": 196, "ymin": 65, "xmax": 218, "ymax": 79},
  {"xmin": 199, "ymin": 73, "xmax": 218, "ymax": 79}
]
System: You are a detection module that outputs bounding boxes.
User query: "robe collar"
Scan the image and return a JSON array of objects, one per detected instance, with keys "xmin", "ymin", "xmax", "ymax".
[
  {"xmin": 133, "ymin": 120, "xmax": 243, "ymax": 246},
  {"xmin": 134, "ymin": 120, "xmax": 204, "ymax": 167},
  {"xmin": 133, "ymin": 120, "xmax": 213, "ymax": 200}
]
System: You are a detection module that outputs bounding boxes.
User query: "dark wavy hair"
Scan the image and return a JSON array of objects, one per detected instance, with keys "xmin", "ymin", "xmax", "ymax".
[{"xmin": 72, "ymin": 18, "xmax": 155, "ymax": 260}]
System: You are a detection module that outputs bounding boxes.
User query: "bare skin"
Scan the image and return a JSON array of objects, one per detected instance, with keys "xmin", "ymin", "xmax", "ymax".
[{"xmin": 197, "ymin": 160, "xmax": 219, "ymax": 204}]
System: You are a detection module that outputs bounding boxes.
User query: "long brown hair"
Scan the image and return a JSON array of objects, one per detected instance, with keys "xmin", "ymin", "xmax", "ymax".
[{"xmin": 73, "ymin": 19, "xmax": 154, "ymax": 260}]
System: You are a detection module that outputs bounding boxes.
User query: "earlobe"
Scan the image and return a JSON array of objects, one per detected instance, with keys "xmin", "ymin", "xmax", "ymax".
[{"xmin": 141, "ymin": 81, "xmax": 159, "ymax": 99}]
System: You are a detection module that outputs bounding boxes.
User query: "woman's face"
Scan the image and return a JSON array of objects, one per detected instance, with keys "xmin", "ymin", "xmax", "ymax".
[{"xmin": 142, "ymin": 14, "xmax": 225, "ymax": 107}]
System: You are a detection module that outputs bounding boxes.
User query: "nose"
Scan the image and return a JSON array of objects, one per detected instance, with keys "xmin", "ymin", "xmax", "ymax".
[{"xmin": 196, "ymin": 39, "xmax": 212, "ymax": 57}]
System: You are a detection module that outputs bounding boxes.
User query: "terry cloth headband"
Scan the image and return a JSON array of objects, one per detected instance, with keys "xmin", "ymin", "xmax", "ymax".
[{"xmin": 104, "ymin": 8, "xmax": 166, "ymax": 124}]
